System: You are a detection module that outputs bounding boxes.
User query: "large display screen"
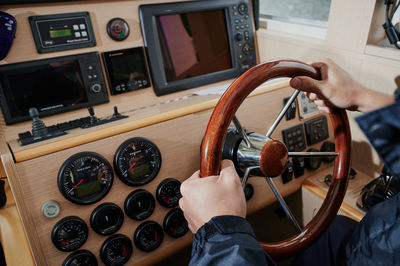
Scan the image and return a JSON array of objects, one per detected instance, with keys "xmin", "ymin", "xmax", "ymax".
[
  {"xmin": 3, "ymin": 59, "xmax": 88, "ymax": 118},
  {"xmin": 156, "ymin": 9, "xmax": 232, "ymax": 83}
]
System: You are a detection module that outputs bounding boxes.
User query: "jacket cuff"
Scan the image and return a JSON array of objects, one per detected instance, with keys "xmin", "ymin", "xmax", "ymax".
[{"xmin": 198, "ymin": 215, "xmax": 256, "ymax": 240}]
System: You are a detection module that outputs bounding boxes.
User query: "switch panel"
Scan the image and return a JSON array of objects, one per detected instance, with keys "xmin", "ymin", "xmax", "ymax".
[
  {"xmin": 283, "ymin": 97, "xmax": 296, "ymax": 120},
  {"xmin": 281, "ymin": 161, "xmax": 293, "ymax": 184},
  {"xmin": 304, "ymin": 116, "xmax": 329, "ymax": 146},
  {"xmin": 292, "ymin": 157, "xmax": 305, "ymax": 178},
  {"xmin": 282, "ymin": 124, "xmax": 306, "ymax": 152}
]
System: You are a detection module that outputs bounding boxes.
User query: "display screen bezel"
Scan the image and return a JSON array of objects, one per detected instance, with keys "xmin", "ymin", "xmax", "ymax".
[
  {"xmin": 0, "ymin": 52, "xmax": 109, "ymax": 125},
  {"xmin": 139, "ymin": 0, "xmax": 244, "ymax": 96}
]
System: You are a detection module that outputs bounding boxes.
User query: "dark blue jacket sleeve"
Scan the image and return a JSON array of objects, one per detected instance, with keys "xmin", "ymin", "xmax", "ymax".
[{"xmin": 189, "ymin": 215, "xmax": 275, "ymax": 266}]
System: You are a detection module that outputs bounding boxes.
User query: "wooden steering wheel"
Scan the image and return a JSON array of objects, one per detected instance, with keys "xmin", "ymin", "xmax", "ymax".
[{"xmin": 200, "ymin": 60, "xmax": 351, "ymax": 259}]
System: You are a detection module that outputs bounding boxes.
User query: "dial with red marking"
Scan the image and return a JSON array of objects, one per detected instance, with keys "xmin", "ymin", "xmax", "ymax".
[
  {"xmin": 114, "ymin": 137, "xmax": 162, "ymax": 186},
  {"xmin": 134, "ymin": 221, "xmax": 164, "ymax": 252},
  {"xmin": 51, "ymin": 216, "xmax": 88, "ymax": 252},
  {"xmin": 58, "ymin": 152, "xmax": 113, "ymax": 205},
  {"xmin": 156, "ymin": 178, "xmax": 181, "ymax": 208},
  {"xmin": 62, "ymin": 250, "xmax": 98, "ymax": 266},
  {"xmin": 163, "ymin": 208, "xmax": 188, "ymax": 238},
  {"xmin": 100, "ymin": 234, "xmax": 133, "ymax": 266}
]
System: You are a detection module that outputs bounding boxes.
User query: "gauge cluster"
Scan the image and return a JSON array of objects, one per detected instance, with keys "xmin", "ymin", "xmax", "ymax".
[{"xmin": 51, "ymin": 137, "xmax": 187, "ymax": 265}]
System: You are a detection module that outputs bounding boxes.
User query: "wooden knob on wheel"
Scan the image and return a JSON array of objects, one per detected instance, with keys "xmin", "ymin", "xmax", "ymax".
[{"xmin": 260, "ymin": 139, "xmax": 288, "ymax": 177}]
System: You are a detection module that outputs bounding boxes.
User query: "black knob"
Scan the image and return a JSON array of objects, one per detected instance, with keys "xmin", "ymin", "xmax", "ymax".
[
  {"xmin": 235, "ymin": 33, "xmax": 243, "ymax": 41},
  {"xmin": 29, "ymin": 107, "xmax": 48, "ymax": 138},
  {"xmin": 88, "ymin": 106, "xmax": 95, "ymax": 117},
  {"xmin": 305, "ymin": 148, "xmax": 322, "ymax": 170},
  {"xmin": 321, "ymin": 141, "xmax": 335, "ymax": 162}
]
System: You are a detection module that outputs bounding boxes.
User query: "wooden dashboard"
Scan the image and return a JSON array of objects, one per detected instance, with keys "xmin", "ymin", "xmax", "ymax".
[{"xmin": 0, "ymin": 1, "xmax": 354, "ymax": 265}]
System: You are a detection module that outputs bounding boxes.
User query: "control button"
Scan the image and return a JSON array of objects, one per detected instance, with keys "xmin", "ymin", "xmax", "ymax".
[
  {"xmin": 92, "ymin": 74, "xmax": 98, "ymax": 80},
  {"xmin": 239, "ymin": 54, "xmax": 243, "ymax": 59},
  {"xmin": 73, "ymin": 24, "xmax": 79, "ymax": 30},
  {"xmin": 234, "ymin": 19, "xmax": 240, "ymax": 24},
  {"xmin": 235, "ymin": 25, "xmax": 240, "ymax": 30},
  {"xmin": 246, "ymin": 24, "xmax": 249, "ymax": 28},
  {"xmin": 242, "ymin": 44, "xmax": 252, "ymax": 55},
  {"xmin": 240, "ymin": 19, "xmax": 244, "ymax": 23},
  {"xmin": 115, "ymin": 85, "xmax": 121, "ymax": 92},
  {"xmin": 90, "ymin": 83, "xmax": 102, "ymax": 93},
  {"xmin": 42, "ymin": 201, "xmax": 60, "ymax": 218},
  {"xmin": 87, "ymin": 65, "xmax": 94, "ymax": 70},
  {"xmin": 88, "ymin": 75, "xmax": 92, "ymax": 80},
  {"xmin": 75, "ymin": 32, "xmax": 81, "ymax": 38},
  {"xmin": 233, "ymin": 5, "xmax": 237, "ymax": 10},
  {"xmin": 235, "ymin": 33, "xmax": 244, "ymax": 41},
  {"xmin": 81, "ymin": 31, "xmax": 87, "ymax": 37},
  {"xmin": 142, "ymin": 80, "xmax": 148, "ymax": 86},
  {"xmin": 238, "ymin": 3, "xmax": 248, "ymax": 15},
  {"xmin": 79, "ymin": 24, "xmax": 86, "ymax": 30},
  {"xmin": 245, "ymin": 15, "xmax": 249, "ymax": 19},
  {"xmin": 238, "ymin": 43, "xmax": 242, "ymax": 47},
  {"xmin": 233, "ymin": 11, "xmax": 238, "ymax": 16}
]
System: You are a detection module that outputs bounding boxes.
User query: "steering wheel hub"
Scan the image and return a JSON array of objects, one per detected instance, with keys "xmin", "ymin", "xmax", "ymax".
[{"xmin": 260, "ymin": 139, "xmax": 288, "ymax": 177}]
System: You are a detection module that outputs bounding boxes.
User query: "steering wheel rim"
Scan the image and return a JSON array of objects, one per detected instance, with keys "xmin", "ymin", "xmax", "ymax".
[{"xmin": 200, "ymin": 60, "xmax": 351, "ymax": 259}]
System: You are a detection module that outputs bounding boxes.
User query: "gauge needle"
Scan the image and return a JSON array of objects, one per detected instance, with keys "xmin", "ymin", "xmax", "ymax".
[
  {"xmin": 127, "ymin": 161, "xmax": 137, "ymax": 173},
  {"xmin": 68, "ymin": 179, "xmax": 84, "ymax": 194}
]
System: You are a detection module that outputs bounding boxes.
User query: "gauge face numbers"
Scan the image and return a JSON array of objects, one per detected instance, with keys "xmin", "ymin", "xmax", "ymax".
[
  {"xmin": 52, "ymin": 216, "xmax": 89, "ymax": 252},
  {"xmin": 90, "ymin": 203, "xmax": 124, "ymax": 235},
  {"xmin": 107, "ymin": 18, "xmax": 130, "ymax": 41},
  {"xmin": 114, "ymin": 138, "xmax": 162, "ymax": 186},
  {"xmin": 156, "ymin": 178, "xmax": 182, "ymax": 208},
  {"xmin": 134, "ymin": 221, "xmax": 164, "ymax": 252},
  {"xmin": 124, "ymin": 189, "xmax": 155, "ymax": 220},
  {"xmin": 100, "ymin": 234, "xmax": 133, "ymax": 266},
  {"xmin": 62, "ymin": 250, "xmax": 98, "ymax": 266},
  {"xmin": 58, "ymin": 152, "xmax": 114, "ymax": 205},
  {"xmin": 163, "ymin": 209, "xmax": 188, "ymax": 238}
]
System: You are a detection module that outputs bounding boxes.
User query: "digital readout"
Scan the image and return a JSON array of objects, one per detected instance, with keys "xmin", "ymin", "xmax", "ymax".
[{"xmin": 49, "ymin": 28, "xmax": 73, "ymax": 38}]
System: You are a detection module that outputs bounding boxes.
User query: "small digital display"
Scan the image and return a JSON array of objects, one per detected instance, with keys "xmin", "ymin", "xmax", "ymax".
[
  {"xmin": 102, "ymin": 47, "xmax": 151, "ymax": 94},
  {"xmin": 49, "ymin": 28, "xmax": 73, "ymax": 38},
  {"xmin": 3, "ymin": 59, "xmax": 88, "ymax": 118},
  {"xmin": 155, "ymin": 9, "xmax": 232, "ymax": 82}
]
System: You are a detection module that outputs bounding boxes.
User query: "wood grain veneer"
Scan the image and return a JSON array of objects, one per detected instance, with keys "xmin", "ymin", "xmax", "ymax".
[{"xmin": 11, "ymin": 86, "xmax": 335, "ymax": 265}]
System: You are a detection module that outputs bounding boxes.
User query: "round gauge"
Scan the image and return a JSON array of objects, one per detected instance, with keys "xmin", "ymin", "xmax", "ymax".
[
  {"xmin": 134, "ymin": 221, "xmax": 164, "ymax": 252},
  {"xmin": 90, "ymin": 203, "xmax": 124, "ymax": 235},
  {"xmin": 62, "ymin": 250, "xmax": 98, "ymax": 266},
  {"xmin": 114, "ymin": 137, "xmax": 162, "ymax": 186},
  {"xmin": 124, "ymin": 189, "xmax": 155, "ymax": 220},
  {"xmin": 156, "ymin": 178, "xmax": 182, "ymax": 208},
  {"xmin": 58, "ymin": 152, "xmax": 114, "ymax": 205},
  {"xmin": 107, "ymin": 18, "xmax": 130, "ymax": 41},
  {"xmin": 100, "ymin": 234, "xmax": 133, "ymax": 266},
  {"xmin": 163, "ymin": 209, "xmax": 188, "ymax": 238},
  {"xmin": 51, "ymin": 216, "xmax": 88, "ymax": 252}
]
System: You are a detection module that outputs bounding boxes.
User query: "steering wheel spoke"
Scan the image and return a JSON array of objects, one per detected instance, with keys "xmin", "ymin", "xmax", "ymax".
[
  {"xmin": 266, "ymin": 90, "xmax": 300, "ymax": 138},
  {"xmin": 264, "ymin": 177, "xmax": 302, "ymax": 233},
  {"xmin": 241, "ymin": 166, "xmax": 260, "ymax": 188},
  {"xmin": 288, "ymin": 151, "xmax": 339, "ymax": 158},
  {"xmin": 232, "ymin": 115, "xmax": 252, "ymax": 148}
]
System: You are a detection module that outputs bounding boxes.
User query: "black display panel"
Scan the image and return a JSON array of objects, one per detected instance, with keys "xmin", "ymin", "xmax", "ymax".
[
  {"xmin": 102, "ymin": 47, "xmax": 151, "ymax": 95},
  {"xmin": 0, "ymin": 52, "xmax": 109, "ymax": 124},
  {"xmin": 5, "ymin": 60, "xmax": 87, "ymax": 116},
  {"xmin": 139, "ymin": 0, "xmax": 257, "ymax": 96},
  {"xmin": 156, "ymin": 10, "xmax": 232, "ymax": 83}
]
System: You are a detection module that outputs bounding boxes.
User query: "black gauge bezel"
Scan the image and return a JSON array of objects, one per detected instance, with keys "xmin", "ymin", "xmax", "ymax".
[
  {"xmin": 57, "ymin": 152, "xmax": 114, "ymax": 205},
  {"xmin": 114, "ymin": 137, "xmax": 162, "ymax": 187},
  {"xmin": 51, "ymin": 216, "xmax": 89, "ymax": 252},
  {"xmin": 100, "ymin": 234, "xmax": 133, "ymax": 266},
  {"xmin": 163, "ymin": 208, "xmax": 188, "ymax": 238},
  {"xmin": 90, "ymin": 203, "xmax": 124, "ymax": 235},
  {"xmin": 124, "ymin": 189, "xmax": 155, "ymax": 220},
  {"xmin": 134, "ymin": 221, "xmax": 164, "ymax": 252},
  {"xmin": 156, "ymin": 178, "xmax": 182, "ymax": 208},
  {"xmin": 62, "ymin": 249, "xmax": 98, "ymax": 266},
  {"xmin": 107, "ymin": 17, "xmax": 130, "ymax": 41}
]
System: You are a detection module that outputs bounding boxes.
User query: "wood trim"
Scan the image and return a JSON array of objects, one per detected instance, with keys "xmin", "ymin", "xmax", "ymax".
[
  {"xmin": 0, "ymin": 137, "xmax": 45, "ymax": 265},
  {"xmin": 12, "ymin": 80, "xmax": 289, "ymax": 163},
  {"xmin": 0, "ymin": 179, "xmax": 34, "ymax": 266},
  {"xmin": 302, "ymin": 179, "xmax": 364, "ymax": 222}
]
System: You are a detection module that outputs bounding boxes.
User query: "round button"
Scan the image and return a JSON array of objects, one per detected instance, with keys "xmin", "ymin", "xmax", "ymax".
[
  {"xmin": 90, "ymin": 83, "xmax": 102, "ymax": 93},
  {"xmin": 90, "ymin": 203, "xmax": 124, "ymax": 235},
  {"xmin": 42, "ymin": 201, "xmax": 60, "ymax": 218}
]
